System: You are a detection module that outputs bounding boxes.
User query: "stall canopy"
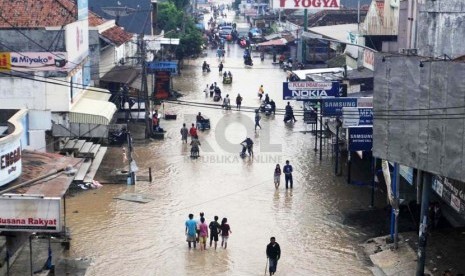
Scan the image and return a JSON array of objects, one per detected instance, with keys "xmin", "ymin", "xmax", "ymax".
[
  {"xmin": 69, "ymin": 88, "xmax": 117, "ymax": 125},
  {"xmin": 257, "ymin": 38, "xmax": 288, "ymax": 47}
]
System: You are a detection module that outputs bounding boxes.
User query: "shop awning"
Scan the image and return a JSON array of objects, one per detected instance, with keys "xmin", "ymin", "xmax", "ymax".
[
  {"xmin": 69, "ymin": 88, "xmax": 117, "ymax": 125},
  {"xmin": 100, "ymin": 66, "xmax": 139, "ymax": 85},
  {"xmin": 257, "ymin": 38, "xmax": 288, "ymax": 47}
]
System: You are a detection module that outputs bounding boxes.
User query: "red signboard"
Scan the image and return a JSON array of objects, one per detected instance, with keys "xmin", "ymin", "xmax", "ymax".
[{"xmin": 154, "ymin": 71, "xmax": 171, "ymax": 100}]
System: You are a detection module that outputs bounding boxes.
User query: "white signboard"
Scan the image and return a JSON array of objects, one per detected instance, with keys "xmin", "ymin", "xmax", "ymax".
[
  {"xmin": 0, "ymin": 138, "xmax": 22, "ymax": 186},
  {"xmin": 273, "ymin": 0, "xmax": 340, "ymax": 10},
  {"xmin": 363, "ymin": 49, "xmax": 375, "ymax": 71},
  {"xmin": 288, "ymin": 81, "xmax": 333, "ymax": 90},
  {"xmin": 0, "ymin": 196, "xmax": 61, "ymax": 232},
  {"xmin": 2, "ymin": 52, "xmax": 70, "ymax": 72}
]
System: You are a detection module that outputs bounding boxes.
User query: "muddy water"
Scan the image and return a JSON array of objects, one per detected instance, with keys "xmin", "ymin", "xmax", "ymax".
[{"xmin": 64, "ymin": 13, "xmax": 377, "ymax": 276}]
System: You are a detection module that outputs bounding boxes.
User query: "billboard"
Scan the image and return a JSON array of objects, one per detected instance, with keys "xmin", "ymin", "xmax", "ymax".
[
  {"xmin": 154, "ymin": 71, "xmax": 171, "ymax": 100},
  {"xmin": 273, "ymin": 0, "xmax": 340, "ymax": 10},
  {"xmin": 283, "ymin": 81, "xmax": 340, "ymax": 100},
  {"xmin": 148, "ymin": 61, "xmax": 178, "ymax": 75},
  {"xmin": 348, "ymin": 126, "xmax": 373, "ymax": 152},
  {"xmin": 0, "ymin": 138, "xmax": 22, "ymax": 187},
  {"xmin": 0, "ymin": 196, "xmax": 61, "ymax": 232},
  {"xmin": 432, "ymin": 175, "xmax": 465, "ymax": 216},
  {"xmin": 303, "ymin": 101, "xmax": 318, "ymax": 124},
  {"xmin": 321, "ymin": 97, "xmax": 373, "ymax": 116},
  {"xmin": 77, "ymin": 0, "xmax": 88, "ymax": 21},
  {"xmin": 342, "ymin": 107, "xmax": 373, "ymax": 127},
  {"xmin": 65, "ymin": 20, "xmax": 89, "ymax": 65},
  {"xmin": 0, "ymin": 52, "xmax": 70, "ymax": 72},
  {"xmin": 363, "ymin": 49, "xmax": 375, "ymax": 71}
]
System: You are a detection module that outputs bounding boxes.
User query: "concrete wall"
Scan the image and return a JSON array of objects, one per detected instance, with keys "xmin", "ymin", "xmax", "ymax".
[
  {"xmin": 0, "ymin": 30, "xmax": 65, "ymax": 52},
  {"xmin": 417, "ymin": 0, "xmax": 465, "ymax": 58},
  {"xmin": 373, "ymin": 53, "xmax": 465, "ymax": 182},
  {"xmin": 89, "ymin": 30, "xmax": 101, "ymax": 83},
  {"xmin": 0, "ymin": 77, "xmax": 46, "ymax": 110},
  {"xmin": 100, "ymin": 46, "xmax": 116, "ymax": 79}
]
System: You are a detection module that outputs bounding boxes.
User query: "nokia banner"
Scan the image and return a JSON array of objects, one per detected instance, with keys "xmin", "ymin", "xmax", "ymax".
[{"xmin": 283, "ymin": 81, "xmax": 340, "ymax": 100}]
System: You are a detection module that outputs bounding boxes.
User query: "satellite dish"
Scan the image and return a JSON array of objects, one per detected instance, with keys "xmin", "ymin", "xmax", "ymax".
[{"xmin": 101, "ymin": 6, "xmax": 137, "ymax": 24}]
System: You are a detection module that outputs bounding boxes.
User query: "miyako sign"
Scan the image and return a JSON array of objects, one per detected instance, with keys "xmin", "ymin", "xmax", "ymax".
[
  {"xmin": 0, "ymin": 138, "xmax": 21, "ymax": 187},
  {"xmin": 0, "ymin": 196, "xmax": 61, "ymax": 232},
  {"xmin": 1, "ymin": 52, "xmax": 69, "ymax": 72},
  {"xmin": 273, "ymin": 0, "xmax": 340, "ymax": 10}
]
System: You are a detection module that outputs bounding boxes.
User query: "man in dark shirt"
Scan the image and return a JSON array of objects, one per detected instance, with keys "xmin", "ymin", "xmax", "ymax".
[
  {"xmin": 266, "ymin": 237, "xmax": 281, "ymax": 275},
  {"xmin": 283, "ymin": 160, "xmax": 293, "ymax": 189}
]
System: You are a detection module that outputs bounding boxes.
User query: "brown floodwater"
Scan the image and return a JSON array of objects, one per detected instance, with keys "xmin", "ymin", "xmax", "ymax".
[{"xmin": 64, "ymin": 10, "xmax": 378, "ymax": 276}]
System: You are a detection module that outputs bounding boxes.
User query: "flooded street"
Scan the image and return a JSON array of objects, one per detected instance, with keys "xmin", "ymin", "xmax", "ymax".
[{"xmin": 64, "ymin": 31, "xmax": 378, "ymax": 275}]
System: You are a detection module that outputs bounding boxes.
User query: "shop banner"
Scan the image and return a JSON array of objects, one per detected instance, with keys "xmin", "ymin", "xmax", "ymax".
[
  {"xmin": 432, "ymin": 175, "xmax": 465, "ymax": 217},
  {"xmin": 0, "ymin": 196, "xmax": 61, "ymax": 232},
  {"xmin": 348, "ymin": 126, "xmax": 373, "ymax": 152},
  {"xmin": 342, "ymin": 107, "xmax": 373, "ymax": 127},
  {"xmin": 283, "ymin": 81, "xmax": 340, "ymax": 100},
  {"xmin": 272, "ymin": 0, "xmax": 340, "ymax": 10}
]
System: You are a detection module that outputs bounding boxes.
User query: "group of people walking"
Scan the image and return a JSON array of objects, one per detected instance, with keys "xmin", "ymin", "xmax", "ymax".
[{"xmin": 185, "ymin": 212, "xmax": 232, "ymax": 250}]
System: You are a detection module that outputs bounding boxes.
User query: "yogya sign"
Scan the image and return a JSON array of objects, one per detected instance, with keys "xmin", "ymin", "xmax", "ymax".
[{"xmin": 273, "ymin": 0, "xmax": 340, "ymax": 10}]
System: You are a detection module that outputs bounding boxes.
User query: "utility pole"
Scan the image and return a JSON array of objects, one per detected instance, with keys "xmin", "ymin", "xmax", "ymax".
[
  {"xmin": 140, "ymin": 35, "xmax": 152, "ymax": 139},
  {"xmin": 302, "ymin": 9, "xmax": 308, "ymax": 63}
]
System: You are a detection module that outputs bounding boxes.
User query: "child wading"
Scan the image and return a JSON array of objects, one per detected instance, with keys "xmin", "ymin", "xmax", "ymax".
[{"xmin": 220, "ymin": 217, "xmax": 232, "ymax": 249}]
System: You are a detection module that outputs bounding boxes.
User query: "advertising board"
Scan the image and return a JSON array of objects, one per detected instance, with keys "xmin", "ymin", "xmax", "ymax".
[
  {"xmin": 272, "ymin": 0, "xmax": 340, "ymax": 10},
  {"xmin": 348, "ymin": 126, "xmax": 373, "ymax": 152},
  {"xmin": 0, "ymin": 196, "xmax": 61, "ymax": 232},
  {"xmin": 148, "ymin": 61, "xmax": 178, "ymax": 75},
  {"xmin": 0, "ymin": 52, "xmax": 70, "ymax": 72},
  {"xmin": 342, "ymin": 107, "xmax": 373, "ymax": 127},
  {"xmin": 154, "ymin": 71, "xmax": 171, "ymax": 100},
  {"xmin": 0, "ymin": 138, "xmax": 22, "ymax": 187},
  {"xmin": 283, "ymin": 81, "xmax": 340, "ymax": 100},
  {"xmin": 321, "ymin": 97, "xmax": 373, "ymax": 116},
  {"xmin": 432, "ymin": 175, "xmax": 465, "ymax": 217}
]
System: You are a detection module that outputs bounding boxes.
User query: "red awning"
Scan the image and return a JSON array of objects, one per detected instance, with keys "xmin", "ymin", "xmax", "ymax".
[{"xmin": 257, "ymin": 38, "xmax": 288, "ymax": 47}]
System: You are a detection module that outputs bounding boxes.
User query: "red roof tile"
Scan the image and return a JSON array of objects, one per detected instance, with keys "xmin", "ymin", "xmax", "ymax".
[
  {"xmin": 101, "ymin": 26, "xmax": 133, "ymax": 46},
  {"xmin": 0, "ymin": 0, "xmax": 77, "ymax": 28},
  {"xmin": 89, "ymin": 11, "xmax": 107, "ymax": 27}
]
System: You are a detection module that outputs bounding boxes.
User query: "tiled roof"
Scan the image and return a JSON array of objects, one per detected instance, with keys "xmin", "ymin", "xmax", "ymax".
[
  {"xmin": 89, "ymin": 11, "xmax": 107, "ymax": 27},
  {"xmin": 3, "ymin": 150, "xmax": 81, "ymax": 197},
  {"xmin": 101, "ymin": 26, "xmax": 133, "ymax": 46},
  {"xmin": 0, "ymin": 0, "xmax": 76, "ymax": 28}
]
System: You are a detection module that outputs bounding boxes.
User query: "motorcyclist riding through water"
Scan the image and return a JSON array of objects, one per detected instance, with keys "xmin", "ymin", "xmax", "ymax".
[
  {"xmin": 202, "ymin": 61, "xmax": 210, "ymax": 72},
  {"xmin": 240, "ymin": 137, "xmax": 254, "ymax": 157}
]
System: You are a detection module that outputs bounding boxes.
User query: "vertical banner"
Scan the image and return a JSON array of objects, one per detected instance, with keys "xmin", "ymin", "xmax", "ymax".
[{"xmin": 154, "ymin": 71, "xmax": 171, "ymax": 100}]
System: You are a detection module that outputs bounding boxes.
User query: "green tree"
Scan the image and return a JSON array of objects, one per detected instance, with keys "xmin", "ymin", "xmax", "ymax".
[
  {"xmin": 157, "ymin": 1, "xmax": 204, "ymax": 60},
  {"xmin": 176, "ymin": 19, "xmax": 203, "ymax": 59},
  {"xmin": 157, "ymin": 2, "xmax": 183, "ymax": 32}
]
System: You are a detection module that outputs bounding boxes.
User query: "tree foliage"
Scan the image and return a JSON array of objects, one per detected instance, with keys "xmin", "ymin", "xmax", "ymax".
[
  {"xmin": 158, "ymin": 1, "xmax": 203, "ymax": 59},
  {"xmin": 157, "ymin": 2, "xmax": 184, "ymax": 32}
]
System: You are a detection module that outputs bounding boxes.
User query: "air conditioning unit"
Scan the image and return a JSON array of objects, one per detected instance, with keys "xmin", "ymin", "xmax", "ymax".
[{"xmin": 399, "ymin": 48, "xmax": 418, "ymax": 55}]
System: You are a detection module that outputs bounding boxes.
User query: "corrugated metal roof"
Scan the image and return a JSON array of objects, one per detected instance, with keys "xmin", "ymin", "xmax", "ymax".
[
  {"xmin": 70, "ymin": 89, "xmax": 116, "ymax": 125},
  {"xmin": 3, "ymin": 150, "xmax": 81, "ymax": 197},
  {"xmin": 309, "ymin": 24, "xmax": 358, "ymax": 42}
]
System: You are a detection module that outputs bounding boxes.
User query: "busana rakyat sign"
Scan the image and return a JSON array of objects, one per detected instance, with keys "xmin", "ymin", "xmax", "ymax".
[{"xmin": 273, "ymin": 0, "xmax": 340, "ymax": 10}]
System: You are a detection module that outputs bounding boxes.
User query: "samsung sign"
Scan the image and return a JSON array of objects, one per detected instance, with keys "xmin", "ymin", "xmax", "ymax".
[
  {"xmin": 283, "ymin": 81, "xmax": 340, "ymax": 100},
  {"xmin": 348, "ymin": 126, "xmax": 373, "ymax": 152}
]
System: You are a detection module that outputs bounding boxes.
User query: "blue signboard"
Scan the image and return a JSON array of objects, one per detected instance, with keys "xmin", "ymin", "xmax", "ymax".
[
  {"xmin": 283, "ymin": 81, "xmax": 340, "ymax": 100},
  {"xmin": 348, "ymin": 126, "xmax": 373, "ymax": 152},
  {"xmin": 321, "ymin": 98, "xmax": 358, "ymax": 116},
  {"xmin": 342, "ymin": 107, "xmax": 373, "ymax": 127},
  {"xmin": 147, "ymin": 61, "xmax": 178, "ymax": 75}
]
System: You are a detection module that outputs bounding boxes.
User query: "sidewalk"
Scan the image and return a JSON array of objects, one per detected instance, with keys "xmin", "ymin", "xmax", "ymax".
[{"xmin": 361, "ymin": 229, "xmax": 465, "ymax": 276}]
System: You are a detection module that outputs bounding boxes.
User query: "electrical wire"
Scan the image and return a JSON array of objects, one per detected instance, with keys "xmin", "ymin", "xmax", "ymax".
[{"xmin": 4, "ymin": 68, "xmax": 465, "ymax": 120}]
